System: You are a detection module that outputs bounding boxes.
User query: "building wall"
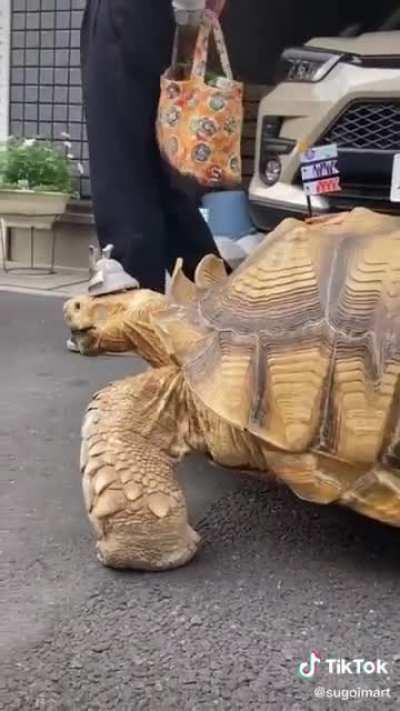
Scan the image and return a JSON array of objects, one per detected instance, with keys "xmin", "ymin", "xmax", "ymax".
[
  {"xmin": 0, "ymin": 0, "xmax": 11, "ymax": 141},
  {"xmin": 8, "ymin": 0, "xmax": 90, "ymax": 196}
]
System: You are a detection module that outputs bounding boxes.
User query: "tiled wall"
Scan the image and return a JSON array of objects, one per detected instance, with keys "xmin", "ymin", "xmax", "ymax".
[
  {"xmin": 0, "ymin": 0, "xmax": 11, "ymax": 142},
  {"xmin": 9, "ymin": 0, "xmax": 90, "ymax": 196}
]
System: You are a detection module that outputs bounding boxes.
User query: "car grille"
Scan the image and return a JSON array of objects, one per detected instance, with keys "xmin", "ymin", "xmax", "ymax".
[{"xmin": 322, "ymin": 101, "xmax": 400, "ymax": 152}]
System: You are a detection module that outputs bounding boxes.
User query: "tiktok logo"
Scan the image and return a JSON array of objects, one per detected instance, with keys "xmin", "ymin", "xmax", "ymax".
[{"xmin": 298, "ymin": 651, "xmax": 322, "ymax": 680}]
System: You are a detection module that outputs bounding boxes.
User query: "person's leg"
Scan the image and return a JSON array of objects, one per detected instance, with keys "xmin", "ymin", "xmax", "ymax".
[
  {"xmin": 81, "ymin": 0, "xmax": 174, "ymax": 291},
  {"xmin": 162, "ymin": 180, "xmax": 224, "ymax": 281}
]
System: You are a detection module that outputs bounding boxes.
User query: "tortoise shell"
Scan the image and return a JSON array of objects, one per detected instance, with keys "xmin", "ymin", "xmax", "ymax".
[{"xmin": 155, "ymin": 208, "xmax": 400, "ymax": 525}]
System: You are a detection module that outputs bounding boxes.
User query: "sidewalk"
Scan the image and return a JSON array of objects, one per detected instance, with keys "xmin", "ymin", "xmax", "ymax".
[
  {"xmin": 0, "ymin": 263, "xmax": 89, "ymax": 298},
  {"xmin": 0, "ymin": 233, "xmax": 267, "ymax": 300}
]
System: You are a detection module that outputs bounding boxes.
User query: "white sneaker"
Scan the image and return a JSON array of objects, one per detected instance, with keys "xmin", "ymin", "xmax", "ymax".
[{"xmin": 66, "ymin": 335, "xmax": 79, "ymax": 353}]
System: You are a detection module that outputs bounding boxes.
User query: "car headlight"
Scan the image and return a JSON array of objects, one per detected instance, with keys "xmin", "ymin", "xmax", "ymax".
[
  {"xmin": 261, "ymin": 156, "xmax": 282, "ymax": 186},
  {"xmin": 259, "ymin": 115, "xmax": 295, "ymax": 186},
  {"xmin": 276, "ymin": 47, "xmax": 342, "ymax": 83}
]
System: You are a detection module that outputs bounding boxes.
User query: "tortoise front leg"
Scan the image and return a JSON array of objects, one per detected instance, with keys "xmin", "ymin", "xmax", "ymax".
[{"xmin": 81, "ymin": 368, "xmax": 200, "ymax": 570}]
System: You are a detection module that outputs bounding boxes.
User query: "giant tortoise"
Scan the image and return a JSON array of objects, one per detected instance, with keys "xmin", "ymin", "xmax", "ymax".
[{"xmin": 64, "ymin": 208, "xmax": 400, "ymax": 570}]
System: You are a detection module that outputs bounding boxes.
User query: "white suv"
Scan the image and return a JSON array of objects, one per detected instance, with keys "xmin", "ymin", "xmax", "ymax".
[{"xmin": 249, "ymin": 11, "xmax": 400, "ymax": 230}]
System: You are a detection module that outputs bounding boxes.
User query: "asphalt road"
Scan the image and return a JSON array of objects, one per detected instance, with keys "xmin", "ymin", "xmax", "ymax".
[{"xmin": 1, "ymin": 291, "xmax": 400, "ymax": 711}]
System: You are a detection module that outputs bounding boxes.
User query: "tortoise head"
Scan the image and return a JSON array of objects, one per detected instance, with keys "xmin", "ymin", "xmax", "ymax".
[
  {"xmin": 64, "ymin": 288, "xmax": 169, "ymax": 361},
  {"xmin": 64, "ymin": 252, "xmax": 228, "ymax": 361},
  {"xmin": 64, "ymin": 290, "xmax": 138, "ymax": 355},
  {"xmin": 64, "ymin": 244, "xmax": 170, "ymax": 361}
]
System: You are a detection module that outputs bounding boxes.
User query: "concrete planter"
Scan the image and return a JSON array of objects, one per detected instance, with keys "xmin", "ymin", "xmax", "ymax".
[
  {"xmin": 0, "ymin": 189, "xmax": 70, "ymax": 272},
  {"xmin": 0, "ymin": 189, "xmax": 69, "ymax": 229}
]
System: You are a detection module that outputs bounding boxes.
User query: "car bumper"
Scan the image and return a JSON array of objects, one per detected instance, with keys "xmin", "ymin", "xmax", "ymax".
[
  {"xmin": 249, "ymin": 180, "xmax": 400, "ymax": 232},
  {"xmin": 249, "ymin": 182, "xmax": 329, "ymax": 231}
]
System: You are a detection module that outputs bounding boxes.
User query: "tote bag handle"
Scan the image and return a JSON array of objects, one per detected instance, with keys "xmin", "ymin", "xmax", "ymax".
[{"xmin": 191, "ymin": 10, "xmax": 233, "ymax": 81}]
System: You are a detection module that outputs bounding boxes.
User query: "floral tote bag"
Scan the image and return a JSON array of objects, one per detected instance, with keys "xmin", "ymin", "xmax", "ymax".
[{"xmin": 157, "ymin": 10, "xmax": 243, "ymax": 189}]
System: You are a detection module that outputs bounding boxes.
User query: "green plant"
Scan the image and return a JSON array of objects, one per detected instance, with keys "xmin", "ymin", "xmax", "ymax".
[
  {"xmin": 174, "ymin": 61, "xmax": 222, "ymax": 84},
  {"xmin": 0, "ymin": 137, "xmax": 81, "ymax": 194}
]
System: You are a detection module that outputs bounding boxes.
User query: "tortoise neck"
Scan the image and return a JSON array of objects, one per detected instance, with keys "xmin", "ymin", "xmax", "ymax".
[
  {"xmin": 124, "ymin": 318, "xmax": 172, "ymax": 368},
  {"xmin": 123, "ymin": 291, "xmax": 172, "ymax": 367}
]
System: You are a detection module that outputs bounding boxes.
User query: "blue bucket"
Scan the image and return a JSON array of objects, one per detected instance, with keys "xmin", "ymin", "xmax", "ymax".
[{"xmin": 202, "ymin": 190, "xmax": 255, "ymax": 240}]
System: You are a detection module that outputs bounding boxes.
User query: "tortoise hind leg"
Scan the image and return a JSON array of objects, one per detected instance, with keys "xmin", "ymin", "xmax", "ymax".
[{"xmin": 81, "ymin": 368, "xmax": 200, "ymax": 570}]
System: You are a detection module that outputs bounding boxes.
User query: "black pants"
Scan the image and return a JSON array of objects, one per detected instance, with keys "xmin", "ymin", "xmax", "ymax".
[{"xmin": 81, "ymin": 0, "xmax": 221, "ymax": 292}]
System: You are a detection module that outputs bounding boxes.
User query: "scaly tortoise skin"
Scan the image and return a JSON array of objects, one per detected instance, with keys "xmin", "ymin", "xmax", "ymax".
[{"xmin": 64, "ymin": 208, "xmax": 400, "ymax": 570}]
